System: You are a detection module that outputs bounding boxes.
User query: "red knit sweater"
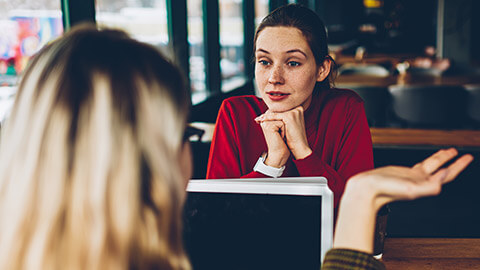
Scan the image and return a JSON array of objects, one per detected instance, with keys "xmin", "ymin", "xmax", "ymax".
[{"xmin": 206, "ymin": 88, "xmax": 374, "ymax": 208}]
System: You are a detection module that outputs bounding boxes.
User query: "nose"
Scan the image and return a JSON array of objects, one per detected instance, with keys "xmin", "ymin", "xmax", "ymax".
[{"xmin": 268, "ymin": 65, "xmax": 285, "ymax": 85}]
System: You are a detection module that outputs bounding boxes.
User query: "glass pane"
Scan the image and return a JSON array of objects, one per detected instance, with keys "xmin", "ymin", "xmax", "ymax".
[
  {"xmin": 255, "ymin": 0, "xmax": 269, "ymax": 28},
  {"xmin": 0, "ymin": 0, "xmax": 63, "ymax": 121},
  {"xmin": 95, "ymin": 0, "xmax": 168, "ymax": 51},
  {"xmin": 188, "ymin": 0, "xmax": 207, "ymax": 104},
  {"xmin": 220, "ymin": 0, "xmax": 245, "ymax": 91}
]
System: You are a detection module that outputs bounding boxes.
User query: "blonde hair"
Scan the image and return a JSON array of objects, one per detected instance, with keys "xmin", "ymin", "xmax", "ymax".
[{"xmin": 0, "ymin": 25, "xmax": 191, "ymax": 270}]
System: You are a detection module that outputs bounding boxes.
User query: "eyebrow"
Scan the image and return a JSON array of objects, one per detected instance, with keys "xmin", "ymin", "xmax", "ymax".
[
  {"xmin": 256, "ymin": 48, "xmax": 307, "ymax": 58},
  {"xmin": 286, "ymin": 49, "xmax": 307, "ymax": 57},
  {"xmin": 256, "ymin": 48, "xmax": 270, "ymax": 54}
]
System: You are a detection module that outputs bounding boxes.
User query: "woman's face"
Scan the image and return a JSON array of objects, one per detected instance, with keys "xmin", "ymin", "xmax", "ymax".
[{"xmin": 255, "ymin": 26, "xmax": 330, "ymax": 112}]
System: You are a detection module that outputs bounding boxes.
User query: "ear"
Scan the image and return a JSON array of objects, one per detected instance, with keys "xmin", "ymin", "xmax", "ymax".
[{"xmin": 316, "ymin": 58, "xmax": 332, "ymax": 82}]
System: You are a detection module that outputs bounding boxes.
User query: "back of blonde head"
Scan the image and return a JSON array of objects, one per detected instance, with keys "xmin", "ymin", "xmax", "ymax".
[{"xmin": 0, "ymin": 25, "xmax": 191, "ymax": 270}]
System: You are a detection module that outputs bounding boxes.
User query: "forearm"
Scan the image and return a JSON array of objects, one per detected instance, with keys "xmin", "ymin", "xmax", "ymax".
[
  {"xmin": 333, "ymin": 179, "xmax": 378, "ymax": 254},
  {"xmin": 293, "ymin": 152, "xmax": 339, "ymax": 177},
  {"xmin": 293, "ymin": 152, "xmax": 346, "ymax": 207},
  {"xmin": 206, "ymin": 101, "xmax": 241, "ymax": 179}
]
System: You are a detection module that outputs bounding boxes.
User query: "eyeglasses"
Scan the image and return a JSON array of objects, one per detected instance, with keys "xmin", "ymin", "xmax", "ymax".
[{"xmin": 183, "ymin": 125, "xmax": 205, "ymax": 142}]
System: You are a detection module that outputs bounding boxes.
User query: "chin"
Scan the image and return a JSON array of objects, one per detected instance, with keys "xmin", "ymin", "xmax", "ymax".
[{"xmin": 265, "ymin": 103, "xmax": 296, "ymax": 113}]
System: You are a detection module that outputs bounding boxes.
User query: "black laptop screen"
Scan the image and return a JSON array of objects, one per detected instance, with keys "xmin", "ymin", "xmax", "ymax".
[{"xmin": 183, "ymin": 192, "xmax": 322, "ymax": 270}]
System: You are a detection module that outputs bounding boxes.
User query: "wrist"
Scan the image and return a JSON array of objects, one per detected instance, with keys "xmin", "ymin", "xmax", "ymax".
[
  {"xmin": 343, "ymin": 176, "xmax": 380, "ymax": 212},
  {"xmin": 253, "ymin": 153, "xmax": 285, "ymax": 178},
  {"xmin": 264, "ymin": 151, "xmax": 288, "ymax": 168}
]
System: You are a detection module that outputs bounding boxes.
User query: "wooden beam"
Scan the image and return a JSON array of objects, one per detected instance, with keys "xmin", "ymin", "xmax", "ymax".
[{"xmin": 371, "ymin": 128, "xmax": 480, "ymax": 147}]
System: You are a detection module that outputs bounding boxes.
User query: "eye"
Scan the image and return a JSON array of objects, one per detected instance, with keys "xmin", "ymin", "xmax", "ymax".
[
  {"xmin": 257, "ymin": 59, "xmax": 270, "ymax": 66},
  {"xmin": 287, "ymin": 61, "xmax": 301, "ymax": 67}
]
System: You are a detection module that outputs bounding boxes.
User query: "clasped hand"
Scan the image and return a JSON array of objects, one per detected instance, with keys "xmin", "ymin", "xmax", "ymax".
[{"xmin": 254, "ymin": 106, "xmax": 312, "ymax": 168}]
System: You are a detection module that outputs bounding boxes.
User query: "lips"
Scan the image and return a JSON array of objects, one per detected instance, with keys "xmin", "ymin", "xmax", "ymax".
[{"xmin": 266, "ymin": 91, "xmax": 290, "ymax": 101}]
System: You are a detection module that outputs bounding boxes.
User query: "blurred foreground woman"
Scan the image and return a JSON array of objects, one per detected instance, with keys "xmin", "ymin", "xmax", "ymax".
[{"xmin": 0, "ymin": 25, "xmax": 192, "ymax": 270}]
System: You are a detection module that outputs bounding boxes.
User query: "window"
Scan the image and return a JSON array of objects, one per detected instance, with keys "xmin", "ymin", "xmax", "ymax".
[
  {"xmin": 95, "ymin": 0, "xmax": 168, "ymax": 52},
  {"xmin": 187, "ymin": 0, "xmax": 207, "ymax": 104},
  {"xmin": 0, "ymin": 0, "xmax": 63, "ymax": 121},
  {"xmin": 0, "ymin": 1, "xmax": 63, "ymax": 81},
  {"xmin": 255, "ymin": 0, "xmax": 268, "ymax": 28},
  {"xmin": 219, "ymin": 0, "xmax": 245, "ymax": 91}
]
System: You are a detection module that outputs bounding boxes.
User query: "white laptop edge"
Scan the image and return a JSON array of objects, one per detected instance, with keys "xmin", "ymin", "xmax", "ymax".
[{"xmin": 186, "ymin": 177, "xmax": 334, "ymax": 266}]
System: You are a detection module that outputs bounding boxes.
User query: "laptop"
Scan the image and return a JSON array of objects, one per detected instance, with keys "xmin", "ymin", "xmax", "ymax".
[{"xmin": 183, "ymin": 177, "xmax": 333, "ymax": 270}]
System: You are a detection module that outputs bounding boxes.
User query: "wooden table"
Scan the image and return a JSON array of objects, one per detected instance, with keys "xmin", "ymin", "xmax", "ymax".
[
  {"xmin": 336, "ymin": 73, "xmax": 480, "ymax": 87},
  {"xmin": 371, "ymin": 128, "xmax": 480, "ymax": 148},
  {"xmin": 382, "ymin": 238, "xmax": 480, "ymax": 269}
]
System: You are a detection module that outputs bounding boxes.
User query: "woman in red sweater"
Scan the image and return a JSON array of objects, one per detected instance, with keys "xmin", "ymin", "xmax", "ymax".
[{"xmin": 206, "ymin": 4, "xmax": 373, "ymax": 208}]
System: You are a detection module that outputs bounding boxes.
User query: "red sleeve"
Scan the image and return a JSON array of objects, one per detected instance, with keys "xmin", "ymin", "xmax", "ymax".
[
  {"xmin": 293, "ymin": 100, "xmax": 374, "ymax": 207},
  {"xmin": 206, "ymin": 100, "xmax": 265, "ymax": 179}
]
